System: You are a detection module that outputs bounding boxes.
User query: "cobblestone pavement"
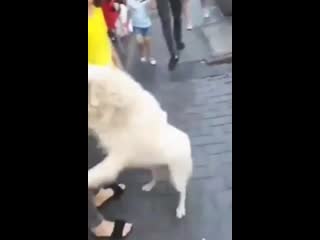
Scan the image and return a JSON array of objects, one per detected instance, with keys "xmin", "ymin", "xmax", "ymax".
[{"xmin": 88, "ymin": 13, "xmax": 232, "ymax": 240}]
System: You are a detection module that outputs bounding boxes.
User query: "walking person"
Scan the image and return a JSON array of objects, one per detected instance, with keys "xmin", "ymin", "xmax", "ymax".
[
  {"xmin": 127, "ymin": 0, "xmax": 157, "ymax": 65},
  {"xmin": 153, "ymin": 0, "xmax": 185, "ymax": 71},
  {"xmin": 88, "ymin": 0, "xmax": 132, "ymax": 238},
  {"xmin": 182, "ymin": 0, "xmax": 193, "ymax": 30},
  {"xmin": 183, "ymin": 0, "xmax": 211, "ymax": 31}
]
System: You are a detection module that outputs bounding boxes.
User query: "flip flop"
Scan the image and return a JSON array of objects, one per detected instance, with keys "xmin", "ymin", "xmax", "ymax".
[
  {"xmin": 109, "ymin": 220, "xmax": 132, "ymax": 239},
  {"xmin": 93, "ymin": 219, "xmax": 133, "ymax": 239}
]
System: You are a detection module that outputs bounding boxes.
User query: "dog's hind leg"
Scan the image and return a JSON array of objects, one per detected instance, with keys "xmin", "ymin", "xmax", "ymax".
[
  {"xmin": 88, "ymin": 155, "xmax": 122, "ymax": 189},
  {"xmin": 170, "ymin": 173, "xmax": 187, "ymax": 219},
  {"xmin": 142, "ymin": 167, "xmax": 169, "ymax": 192},
  {"xmin": 169, "ymin": 159, "xmax": 192, "ymax": 219},
  {"xmin": 142, "ymin": 168, "xmax": 160, "ymax": 192}
]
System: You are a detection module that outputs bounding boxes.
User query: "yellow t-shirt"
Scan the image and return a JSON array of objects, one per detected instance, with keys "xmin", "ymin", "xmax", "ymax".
[{"xmin": 88, "ymin": 7, "xmax": 112, "ymax": 66}]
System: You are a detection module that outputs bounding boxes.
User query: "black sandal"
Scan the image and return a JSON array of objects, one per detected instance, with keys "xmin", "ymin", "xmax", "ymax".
[
  {"xmin": 92, "ymin": 219, "xmax": 133, "ymax": 239},
  {"xmin": 109, "ymin": 183, "xmax": 125, "ymax": 198},
  {"xmin": 106, "ymin": 183, "xmax": 125, "ymax": 200},
  {"xmin": 110, "ymin": 220, "xmax": 132, "ymax": 239}
]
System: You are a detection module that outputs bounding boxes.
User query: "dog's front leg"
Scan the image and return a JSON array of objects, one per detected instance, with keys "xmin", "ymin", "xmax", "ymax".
[{"xmin": 88, "ymin": 155, "xmax": 122, "ymax": 189}]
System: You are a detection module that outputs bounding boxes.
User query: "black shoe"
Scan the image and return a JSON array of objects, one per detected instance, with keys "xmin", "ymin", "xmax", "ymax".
[
  {"xmin": 168, "ymin": 55, "xmax": 179, "ymax": 71},
  {"xmin": 177, "ymin": 42, "xmax": 185, "ymax": 51}
]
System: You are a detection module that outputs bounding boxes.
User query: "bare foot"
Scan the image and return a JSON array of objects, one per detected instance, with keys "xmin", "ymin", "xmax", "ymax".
[
  {"xmin": 93, "ymin": 220, "xmax": 132, "ymax": 238},
  {"xmin": 95, "ymin": 184, "xmax": 126, "ymax": 207}
]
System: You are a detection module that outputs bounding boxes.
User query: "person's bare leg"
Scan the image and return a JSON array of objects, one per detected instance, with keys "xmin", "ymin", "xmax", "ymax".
[
  {"xmin": 89, "ymin": 190, "xmax": 132, "ymax": 237},
  {"xmin": 141, "ymin": 43, "xmax": 147, "ymax": 62},
  {"xmin": 201, "ymin": 0, "xmax": 210, "ymax": 18},
  {"xmin": 111, "ymin": 44, "xmax": 124, "ymax": 70},
  {"xmin": 183, "ymin": 0, "xmax": 192, "ymax": 30},
  {"xmin": 95, "ymin": 184, "xmax": 126, "ymax": 207},
  {"xmin": 144, "ymin": 37, "xmax": 150, "ymax": 59},
  {"xmin": 136, "ymin": 34, "xmax": 146, "ymax": 62},
  {"xmin": 144, "ymin": 37, "xmax": 157, "ymax": 65}
]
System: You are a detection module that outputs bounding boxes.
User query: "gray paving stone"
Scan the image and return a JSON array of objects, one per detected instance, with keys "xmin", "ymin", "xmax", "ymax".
[
  {"xmin": 202, "ymin": 17, "xmax": 232, "ymax": 56},
  {"xmin": 192, "ymin": 146, "xmax": 210, "ymax": 167},
  {"xmin": 216, "ymin": 190, "xmax": 232, "ymax": 209},
  {"xmin": 207, "ymin": 176, "xmax": 226, "ymax": 192},
  {"xmin": 204, "ymin": 142, "xmax": 232, "ymax": 155},
  {"xmin": 88, "ymin": 15, "xmax": 232, "ymax": 240},
  {"xmin": 193, "ymin": 166, "xmax": 215, "ymax": 179},
  {"xmin": 192, "ymin": 135, "xmax": 224, "ymax": 146}
]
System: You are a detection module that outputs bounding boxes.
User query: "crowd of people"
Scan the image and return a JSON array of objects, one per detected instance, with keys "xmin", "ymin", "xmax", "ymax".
[
  {"xmin": 88, "ymin": 0, "xmax": 211, "ymax": 238},
  {"xmin": 97, "ymin": 0, "xmax": 211, "ymax": 70}
]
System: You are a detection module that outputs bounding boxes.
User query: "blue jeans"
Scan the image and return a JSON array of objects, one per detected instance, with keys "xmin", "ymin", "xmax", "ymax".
[{"xmin": 133, "ymin": 26, "xmax": 151, "ymax": 37}]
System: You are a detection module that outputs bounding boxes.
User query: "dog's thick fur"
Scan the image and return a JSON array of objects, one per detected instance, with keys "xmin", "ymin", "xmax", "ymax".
[{"xmin": 88, "ymin": 66, "xmax": 193, "ymax": 218}]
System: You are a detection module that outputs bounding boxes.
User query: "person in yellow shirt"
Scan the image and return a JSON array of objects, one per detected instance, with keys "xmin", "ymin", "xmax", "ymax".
[
  {"xmin": 88, "ymin": 0, "xmax": 132, "ymax": 239},
  {"xmin": 88, "ymin": 0, "xmax": 123, "ymax": 67}
]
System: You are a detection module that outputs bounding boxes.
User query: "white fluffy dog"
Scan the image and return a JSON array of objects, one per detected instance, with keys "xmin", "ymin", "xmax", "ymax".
[{"xmin": 88, "ymin": 66, "xmax": 193, "ymax": 218}]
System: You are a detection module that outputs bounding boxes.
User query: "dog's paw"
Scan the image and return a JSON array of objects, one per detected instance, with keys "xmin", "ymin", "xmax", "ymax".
[
  {"xmin": 142, "ymin": 181, "xmax": 155, "ymax": 192},
  {"xmin": 176, "ymin": 206, "xmax": 186, "ymax": 219}
]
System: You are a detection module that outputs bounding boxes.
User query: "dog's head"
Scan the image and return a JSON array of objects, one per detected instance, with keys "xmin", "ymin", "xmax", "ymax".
[{"xmin": 88, "ymin": 66, "xmax": 137, "ymax": 123}]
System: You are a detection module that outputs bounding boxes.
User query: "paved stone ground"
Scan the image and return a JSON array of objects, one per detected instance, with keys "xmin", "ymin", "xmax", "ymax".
[{"xmin": 88, "ymin": 12, "xmax": 232, "ymax": 240}]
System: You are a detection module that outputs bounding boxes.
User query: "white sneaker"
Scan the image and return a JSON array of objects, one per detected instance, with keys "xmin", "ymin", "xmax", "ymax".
[
  {"xmin": 204, "ymin": 9, "xmax": 210, "ymax": 18},
  {"xmin": 149, "ymin": 58, "xmax": 157, "ymax": 65},
  {"xmin": 140, "ymin": 57, "xmax": 147, "ymax": 63},
  {"xmin": 187, "ymin": 24, "xmax": 193, "ymax": 31}
]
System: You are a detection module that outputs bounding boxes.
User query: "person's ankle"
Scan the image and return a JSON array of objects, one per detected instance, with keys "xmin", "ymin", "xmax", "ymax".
[
  {"xmin": 177, "ymin": 42, "xmax": 185, "ymax": 50},
  {"xmin": 168, "ymin": 54, "xmax": 179, "ymax": 71}
]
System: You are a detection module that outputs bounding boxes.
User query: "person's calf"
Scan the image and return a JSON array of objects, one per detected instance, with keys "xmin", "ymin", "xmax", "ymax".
[
  {"xmin": 143, "ymin": 38, "xmax": 157, "ymax": 65},
  {"xmin": 168, "ymin": 54, "xmax": 179, "ymax": 71},
  {"xmin": 136, "ymin": 35, "xmax": 146, "ymax": 61},
  {"xmin": 177, "ymin": 42, "xmax": 185, "ymax": 50}
]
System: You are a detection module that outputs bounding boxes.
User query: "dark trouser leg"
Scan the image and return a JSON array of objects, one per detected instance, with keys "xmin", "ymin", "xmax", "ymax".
[
  {"xmin": 88, "ymin": 189, "xmax": 104, "ymax": 230},
  {"xmin": 156, "ymin": 0, "xmax": 177, "ymax": 56},
  {"xmin": 169, "ymin": 0, "xmax": 183, "ymax": 45}
]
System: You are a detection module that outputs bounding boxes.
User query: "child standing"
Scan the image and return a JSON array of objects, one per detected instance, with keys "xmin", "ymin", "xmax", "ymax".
[{"xmin": 127, "ymin": 0, "xmax": 156, "ymax": 65}]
